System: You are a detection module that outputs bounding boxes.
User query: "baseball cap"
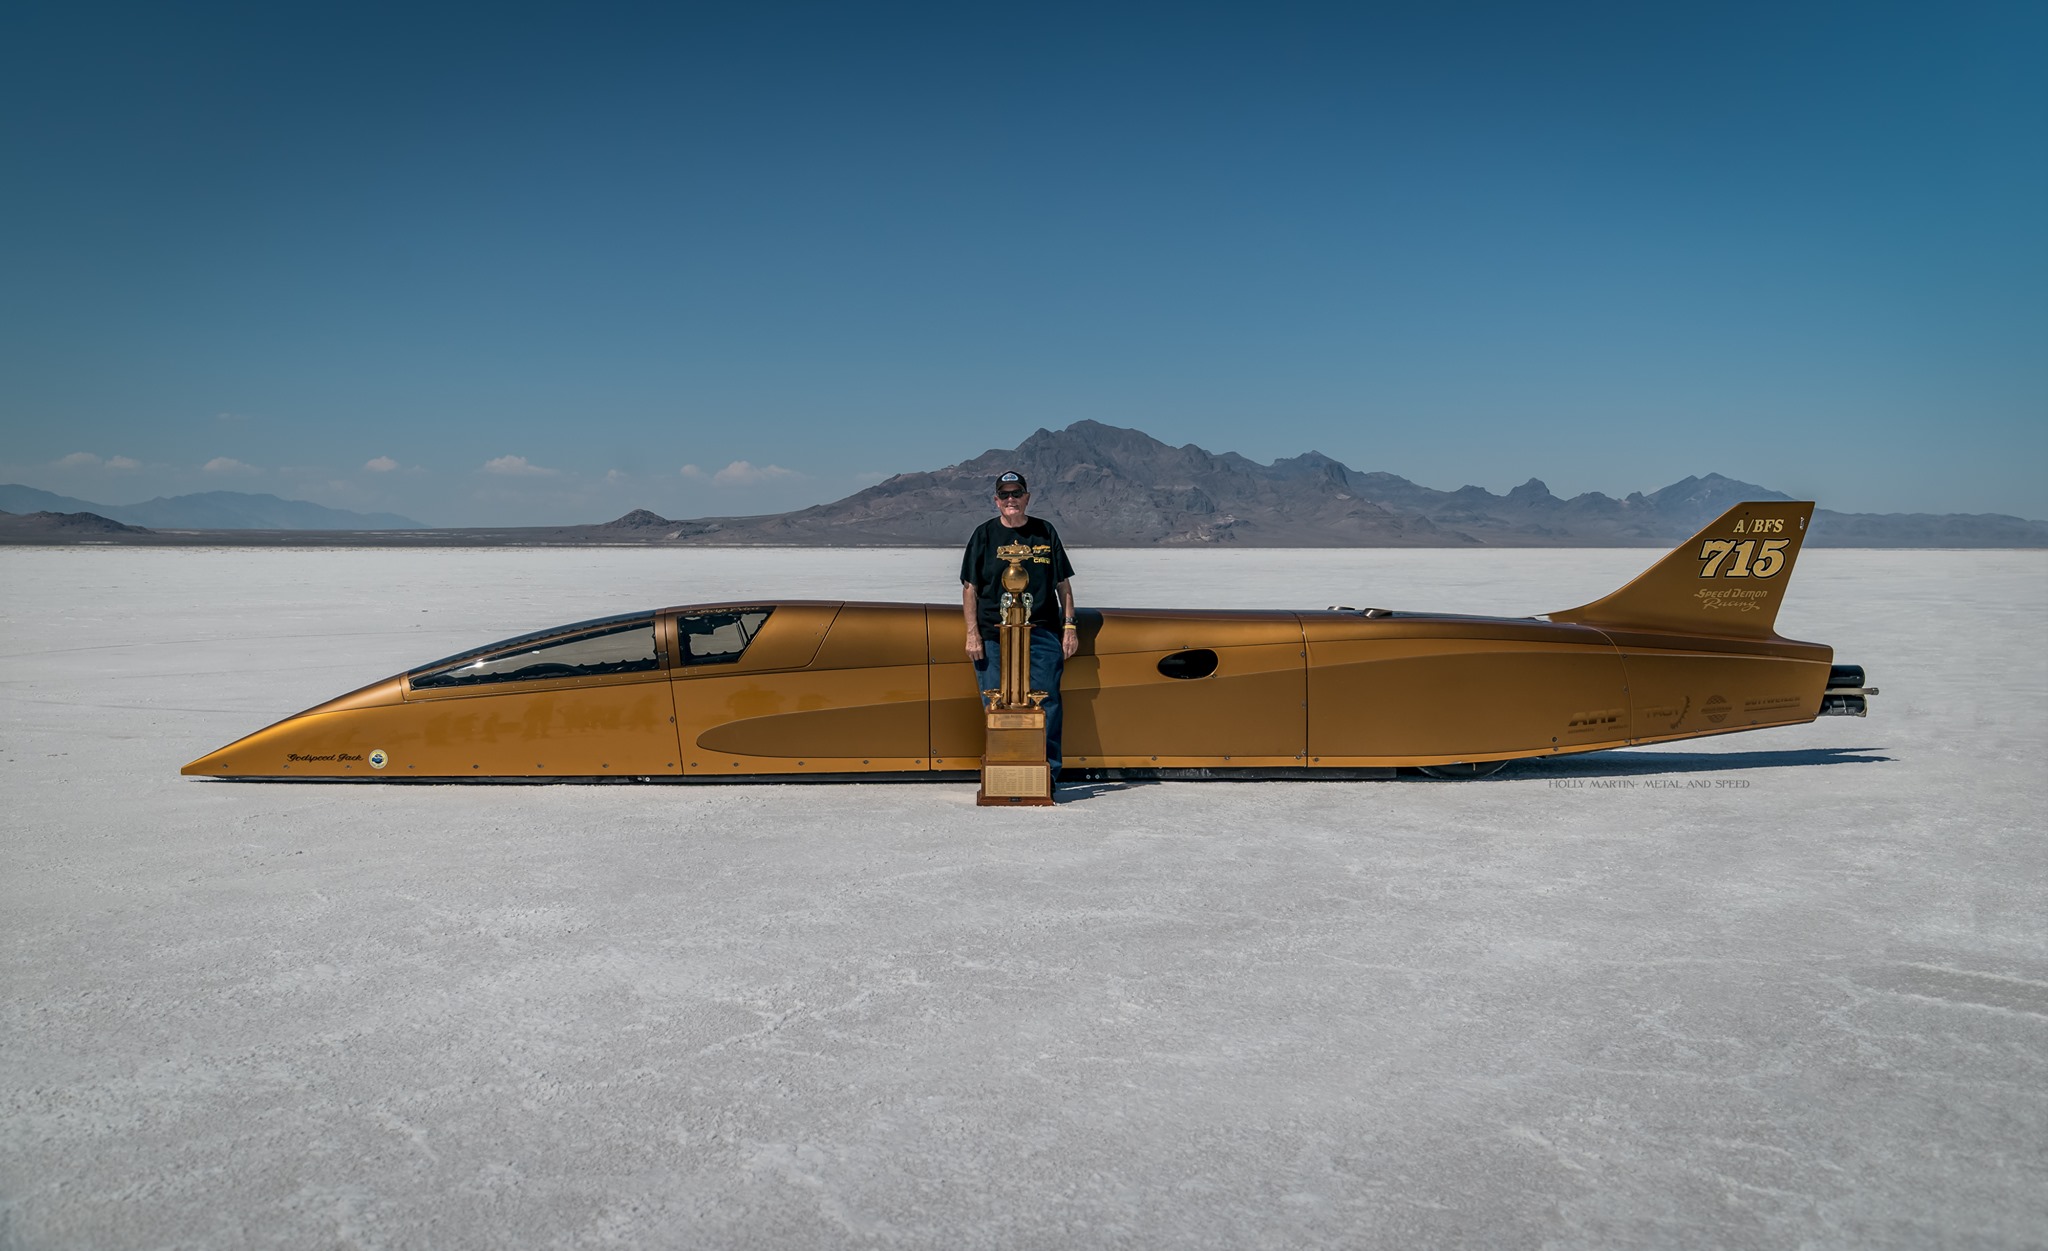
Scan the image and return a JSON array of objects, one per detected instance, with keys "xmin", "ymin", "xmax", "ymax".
[{"xmin": 995, "ymin": 471, "xmax": 1029, "ymax": 494}]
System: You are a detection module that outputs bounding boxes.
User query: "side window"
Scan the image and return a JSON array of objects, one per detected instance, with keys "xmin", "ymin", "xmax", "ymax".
[
  {"xmin": 677, "ymin": 608, "xmax": 772, "ymax": 666},
  {"xmin": 411, "ymin": 617, "xmax": 659, "ymax": 690}
]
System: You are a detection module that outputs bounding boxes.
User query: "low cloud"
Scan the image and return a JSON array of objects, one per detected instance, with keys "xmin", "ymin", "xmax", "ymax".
[
  {"xmin": 203, "ymin": 457, "xmax": 260, "ymax": 475},
  {"xmin": 55, "ymin": 452, "xmax": 140, "ymax": 470},
  {"xmin": 605, "ymin": 468, "xmax": 628, "ymax": 484},
  {"xmin": 481, "ymin": 455, "xmax": 556, "ymax": 477},
  {"xmin": 679, "ymin": 464, "xmax": 705, "ymax": 480},
  {"xmin": 713, "ymin": 460, "xmax": 803, "ymax": 486},
  {"xmin": 364, "ymin": 456, "xmax": 399, "ymax": 473}
]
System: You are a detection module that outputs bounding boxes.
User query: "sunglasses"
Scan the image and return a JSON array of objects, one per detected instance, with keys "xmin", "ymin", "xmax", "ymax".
[{"xmin": 996, "ymin": 490, "xmax": 1027, "ymax": 500}]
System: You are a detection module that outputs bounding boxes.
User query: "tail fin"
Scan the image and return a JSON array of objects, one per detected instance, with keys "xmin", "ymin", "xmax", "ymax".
[{"xmin": 1550, "ymin": 502, "xmax": 1815, "ymax": 638}]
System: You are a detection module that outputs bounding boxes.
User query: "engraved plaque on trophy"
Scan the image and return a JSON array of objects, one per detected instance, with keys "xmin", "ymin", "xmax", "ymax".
[{"xmin": 978, "ymin": 541, "xmax": 1054, "ymax": 806}]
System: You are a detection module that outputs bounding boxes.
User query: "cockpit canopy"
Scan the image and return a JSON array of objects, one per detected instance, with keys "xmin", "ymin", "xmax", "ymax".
[{"xmin": 407, "ymin": 608, "xmax": 773, "ymax": 690}]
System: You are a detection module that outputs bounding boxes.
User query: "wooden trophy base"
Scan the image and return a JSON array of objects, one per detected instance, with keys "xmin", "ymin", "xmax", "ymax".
[{"xmin": 978, "ymin": 707, "xmax": 1054, "ymax": 806}]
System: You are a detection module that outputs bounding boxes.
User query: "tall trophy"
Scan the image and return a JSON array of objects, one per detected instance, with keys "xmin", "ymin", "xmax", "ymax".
[{"xmin": 979, "ymin": 542, "xmax": 1054, "ymax": 806}]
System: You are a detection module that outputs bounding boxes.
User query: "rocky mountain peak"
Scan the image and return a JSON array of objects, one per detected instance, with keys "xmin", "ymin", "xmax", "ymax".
[
  {"xmin": 1644, "ymin": 473, "xmax": 1790, "ymax": 512},
  {"xmin": 602, "ymin": 508, "xmax": 676, "ymax": 529}
]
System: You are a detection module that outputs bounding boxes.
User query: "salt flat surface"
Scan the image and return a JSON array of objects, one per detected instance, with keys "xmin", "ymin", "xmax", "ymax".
[{"xmin": 2, "ymin": 545, "xmax": 2044, "ymax": 1250}]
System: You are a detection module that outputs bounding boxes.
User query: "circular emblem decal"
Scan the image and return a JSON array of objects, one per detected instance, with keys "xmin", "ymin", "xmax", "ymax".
[{"xmin": 368, "ymin": 748, "xmax": 389, "ymax": 770}]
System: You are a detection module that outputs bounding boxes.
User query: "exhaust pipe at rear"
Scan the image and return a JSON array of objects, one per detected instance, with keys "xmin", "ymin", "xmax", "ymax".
[{"xmin": 1820, "ymin": 663, "xmax": 1877, "ymax": 716}]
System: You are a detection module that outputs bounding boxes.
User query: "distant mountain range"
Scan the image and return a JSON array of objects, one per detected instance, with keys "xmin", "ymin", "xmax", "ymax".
[
  {"xmin": 0, "ymin": 509, "xmax": 154, "ymax": 537},
  {"xmin": 4, "ymin": 423, "xmax": 2043, "ymax": 546},
  {"xmin": 0, "ymin": 485, "xmax": 423, "ymax": 530},
  {"xmin": 600, "ymin": 421, "xmax": 2048, "ymax": 548}
]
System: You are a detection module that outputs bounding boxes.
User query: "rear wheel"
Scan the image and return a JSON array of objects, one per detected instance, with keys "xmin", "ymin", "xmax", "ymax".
[{"xmin": 1416, "ymin": 759, "xmax": 1512, "ymax": 780}]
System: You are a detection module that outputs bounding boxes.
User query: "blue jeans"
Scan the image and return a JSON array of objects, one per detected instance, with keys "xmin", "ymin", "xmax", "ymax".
[{"xmin": 975, "ymin": 627, "xmax": 1064, "ymax": 781}]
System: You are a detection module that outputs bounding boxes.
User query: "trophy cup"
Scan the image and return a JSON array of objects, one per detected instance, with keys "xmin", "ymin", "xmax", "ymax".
[{"xmin": 978, "ymin": 541, "xmax": 1054, "ymax": 806}]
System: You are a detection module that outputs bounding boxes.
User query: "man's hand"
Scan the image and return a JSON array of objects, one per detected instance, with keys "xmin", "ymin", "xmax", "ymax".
[
  {"xmin": 1058, "ymin": 580, "xmax": 1079, "ymax": 659},
  {"xmin": 961, "ymin": 584, "xmax": 982, "ymax": 661}
]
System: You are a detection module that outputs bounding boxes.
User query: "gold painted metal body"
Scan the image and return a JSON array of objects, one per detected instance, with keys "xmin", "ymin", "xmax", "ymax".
[
  {"xmin": 978, "ymin": 542, "xmax": 1053, "ymax": 805},
  {"xmin": 184, "ymin": 502, "xmax": 1869, "ymax": 783}
]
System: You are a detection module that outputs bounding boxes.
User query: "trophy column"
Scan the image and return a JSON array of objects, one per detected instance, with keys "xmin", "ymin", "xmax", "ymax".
[{"xmin": 978, "ymin": 542, "xmax": 1054, "ymax": 806}]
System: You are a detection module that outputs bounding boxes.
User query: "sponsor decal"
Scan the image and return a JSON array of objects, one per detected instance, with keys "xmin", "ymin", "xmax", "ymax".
[
  {"xmin": 285, "ymin": 752, "xmax": 364, "ymax": 763},
  {"xmin": 1743, "ymin": 695, "xmax": 1799, "ymax": 711},
  {"xmin": 1695, "ymin": 587, "xmax": 1769, "ymax": 611},
  {"xmin": 1730, "ymin": 517, "xmax": 1786, "ymax": 535},
  {"xmin": 1644, "ymin": 697, "xmax": 1692, "ymax": 729},
  {"xmin": 1564, "ymin": 708, "xmax": 1623, "ymax": 732},
  {"xmin": 369, "ymin": 748, "xmax": 388, "ymax": 769},
  {"xmin": 1703, "ymin": 694, "xmax": 1729, "ymax": 725}
]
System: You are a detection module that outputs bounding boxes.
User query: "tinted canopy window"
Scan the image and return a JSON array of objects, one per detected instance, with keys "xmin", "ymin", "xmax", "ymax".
[
  {"xmin": 678, "ymin": 608, "xmax": 772, "ymax": 666},
  {"xmin": 411, "ymin": 616, "xmax": 659, "ymax": 690}
]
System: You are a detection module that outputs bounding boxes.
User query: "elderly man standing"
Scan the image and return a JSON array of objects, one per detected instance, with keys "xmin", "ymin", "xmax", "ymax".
[{"xmin": 962, "ymin": 470, "xmax": 1078, "ymax": 783}]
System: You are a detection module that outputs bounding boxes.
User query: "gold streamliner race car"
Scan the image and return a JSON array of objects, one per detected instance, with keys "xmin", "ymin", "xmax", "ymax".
[{"xmin": 184, "ymin": 502, "xmax": 1874, "ymax": 783}]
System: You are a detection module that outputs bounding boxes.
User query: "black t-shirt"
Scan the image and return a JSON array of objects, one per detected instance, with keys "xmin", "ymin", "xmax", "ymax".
[{"xmin": 961, "ymin": 516, "xmax": 1075, "ymax": 638}]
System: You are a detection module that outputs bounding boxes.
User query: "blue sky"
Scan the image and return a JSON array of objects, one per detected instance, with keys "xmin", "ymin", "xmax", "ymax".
[{"xmin": 3, "ymin": 1, "xmax": 2042, "ymax": 525}]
